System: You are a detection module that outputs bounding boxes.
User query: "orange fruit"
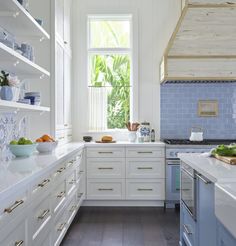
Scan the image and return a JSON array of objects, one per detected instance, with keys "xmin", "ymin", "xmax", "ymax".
[
  {"xmin": 36, "ymin": 138, "xmax": 43, "ymax": 142},
  {"xmin": 42, "ymin": 134, "xmax": 54, "ymax": 142}
]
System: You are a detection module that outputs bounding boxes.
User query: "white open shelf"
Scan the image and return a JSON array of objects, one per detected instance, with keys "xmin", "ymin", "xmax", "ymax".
[
  {"xmin": 0, "ymin": 42, "xmax": 50, "ymax": 78},
  {"xmin": 0, "ymin": 100, "xmax": 50, "ymax": 112},
  {"xmin": 0, "ymin": 0, "xmax": 50, "ymax": 40}
]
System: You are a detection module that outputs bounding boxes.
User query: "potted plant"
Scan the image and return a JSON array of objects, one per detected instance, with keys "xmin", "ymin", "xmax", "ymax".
[{"xmin": 0, "ymin": 70, "xmax": 13, "ymax": 101}]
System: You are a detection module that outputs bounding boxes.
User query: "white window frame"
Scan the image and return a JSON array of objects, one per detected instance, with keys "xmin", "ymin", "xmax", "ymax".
[{"xmin": 87, "ymin": 14, "xmax": 138, "ymax": 131}]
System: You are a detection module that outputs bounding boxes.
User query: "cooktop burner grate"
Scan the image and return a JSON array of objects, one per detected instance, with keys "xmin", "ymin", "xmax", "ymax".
[{"xmin": 163, "ymin": 139, "xmax": 236, "ymax": 145}]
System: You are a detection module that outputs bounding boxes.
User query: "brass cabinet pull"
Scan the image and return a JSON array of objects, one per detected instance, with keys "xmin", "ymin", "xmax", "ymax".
[
  {"xmin": 98, "ymin": 152, "xmax": 113, "ymax": 154},
  {"xmin": 183, "ymin": 224, "xmax": 192, "ymax": 235},
  {"xmin": 4, "ymin": 200, "xmax": 24, "ymax": 213},
  {"xmin": 137, "ymin": 151, "xmax": 153, "ymax": 154},
  {"xmin": 38, "ymin": 179, "xmax": 50, "ymax": 188},
  {"xmin": 38, "ymin": 209, "xmax": 50, "ymax": 220},
  {"xmin": 15, "ymin": 240, "xmax": 24, "ymax": 246},
  {"xmin": 69, "ymin": 205, "xmax": 77, "ymax": 212},
  {"xmin": 78, "ymin": 193, "xmax": 83, "ymax": 198},
  {"xmin": 137, "ymin": 188, "xmax": 153, "ymax": 191},
  {"xmin": 98, "ymin": 188, "xmax": 113, "ymax": 191},
  {"xmin": 69, "ymin": 179, "xmax": 76, "ymax": 185},
  {"xmin": 57, "ymin": 191, "xmax": 65, "ymax": 198},
  {"xmin": 137, "ymin": 167, "xmax": 153, "ymax": 170},
  {"xmin": 98, "ymin": 167, "xmax": 114, "ymax": 170},
  {"xmin": 57, "ymin": 222, "xmax": 66, "ymax": 232},
  {"xmin": 67, "ymin": 160, "xmax": 74, "ymax": 167},
  {"xmin": 56, "ymin": 169, "xmax": 62, "ymax": 173}
]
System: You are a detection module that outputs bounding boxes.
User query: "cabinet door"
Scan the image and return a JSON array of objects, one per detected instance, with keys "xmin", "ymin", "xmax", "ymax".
[
  {"xmin": 63, "ymin": 0, "xmax": 72, "ymax": 48},
  {"xmin": 55, "ymin": 41, "xmax": 65, "ymax": 130},
  {"xmin": 197, "ymin": 174, "xmax": 217, "ymax": 246},
  {"xmin": 64, "ymin": 52, "xmax": 72, "ymax": 129},
  {"xmin": 217, "ymin": 222, "xmax": 236, "ymax": 246},
  {"xmin": 56, "ymin": 0, "xmax": 64, "ymax": 40}
]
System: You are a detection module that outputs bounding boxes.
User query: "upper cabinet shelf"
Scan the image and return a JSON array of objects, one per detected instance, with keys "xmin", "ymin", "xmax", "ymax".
[
  {"xmin": 0, "ymin": 0, "xmax": 50, "ymax": 40},
  {"xmin": 0, "ymin": 42, "xmax": 50, "ymax": 78}
]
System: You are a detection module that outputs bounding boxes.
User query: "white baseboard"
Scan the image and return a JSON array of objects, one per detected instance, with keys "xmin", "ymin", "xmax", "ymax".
[{"xmin": 82, "ymin": 200, "xmax": 164, "ymax": 207}]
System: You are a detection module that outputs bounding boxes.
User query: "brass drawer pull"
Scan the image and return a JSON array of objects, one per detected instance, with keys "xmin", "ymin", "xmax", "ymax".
[
  {"xmin": 57, "ymin": 222, "xmax": 66, "ymax": 232},
  {"xmin": 183, "ymin": 224, "xmax": 192, "ymax": 235},
  {"xmin": 67, "ymin": 160, "xmax": 75, "ymax": 167},
  {"xmin": 137, "ymin": 167, "xmax": 153, "ymax": 170},
  {"xmin": 98, "ymin": 167, "xmax": 114, "ymax": 170},
  {"xmin": 137, "ymin": 151, "xmax": 153, "ymax": 154},
  {"xmin": 56, "ymin": 169, "xmax": 62, "ymax": 173},
  {"xmin": 98, "ymin": 152, "xmax": 113, "ymax": 154},
  {"xmin": 78, "ymin": 193, "xmax": 83, "ymax": 198},
  {"xmin": 137, "ymin": 188, "xmax": 153, "ymax": 191},
  {"xmin": 57, "ymin": 191, "xmax": 65, "ymax": 198},
  {"xmin": 69, "ymin": 179, "xmax": 76, "ymax": 184},
  {"xmin": 38, "ymin": 209, "xmax": 50, "ymax": 220},
  {"xmin": 38, "ymin": 179, "xmax": 50, "ymax": 188},
  {"xmin": 79, "ymin": 171, "xmax": 84, "ymax": 174},
  {"xmin": 98, "ymin": 188, "xmax": 113, "ymax": 191},
  {"xmin": 4, "ymin": 200, "xmax": 24, "ymax": 213},
  {"xmin": 15, "ymin": 240, "xmax": 24, "ymax": 246},
  {"xmin": 69, "ymin": 205, "xmax": 77, "ymax": 212}
]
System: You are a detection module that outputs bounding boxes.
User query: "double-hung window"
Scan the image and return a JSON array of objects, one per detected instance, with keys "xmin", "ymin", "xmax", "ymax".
[{"xmin": 88, "ymin": 15, "xmax": 133, "ymax": 131}]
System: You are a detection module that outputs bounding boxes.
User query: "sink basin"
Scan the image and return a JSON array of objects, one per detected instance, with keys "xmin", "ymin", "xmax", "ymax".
[{"xmin": 215, "ymin": 182, "xmax": 236, "ymax": 238}]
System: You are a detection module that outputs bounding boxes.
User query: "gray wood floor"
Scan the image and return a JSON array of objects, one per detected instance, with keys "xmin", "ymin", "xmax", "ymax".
[{"xmin": 61, "ymin": 207, "xmax": 180, "ymax": 246}]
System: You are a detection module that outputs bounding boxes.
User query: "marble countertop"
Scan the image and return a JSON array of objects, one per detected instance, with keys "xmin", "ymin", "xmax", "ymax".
[
  {"xmin": 178, "ymin": 153, "xmax": 236, "ymax": 183},
  {"xmin": 0, "ymin": 142, "xmax": 84, "ymax": 200},
  {"xmin": 178, "ymin": 153, "xmax": 236, "ymax": 238}
]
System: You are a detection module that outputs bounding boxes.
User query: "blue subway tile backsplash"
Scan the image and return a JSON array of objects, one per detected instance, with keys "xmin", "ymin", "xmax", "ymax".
[{"xmin": 160, "ymin": 83, "xmax": 236, "ymax": 140}]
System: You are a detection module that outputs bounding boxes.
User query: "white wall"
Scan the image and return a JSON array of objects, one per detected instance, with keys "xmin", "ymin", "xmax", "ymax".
[{"xmin": 72, "ymin": 0, "xmax": 181, "ymax": 141}]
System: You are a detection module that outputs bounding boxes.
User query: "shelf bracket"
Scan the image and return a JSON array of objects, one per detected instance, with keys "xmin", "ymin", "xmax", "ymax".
[{"xmin": 0, "ymin": 11, "xmax": 17, "ymax": 17}]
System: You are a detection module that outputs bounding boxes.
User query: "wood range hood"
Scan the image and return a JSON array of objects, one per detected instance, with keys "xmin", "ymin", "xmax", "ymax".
[{"xmin": 160, "ymin": 0, "xmax": 236, "ymax": 83}]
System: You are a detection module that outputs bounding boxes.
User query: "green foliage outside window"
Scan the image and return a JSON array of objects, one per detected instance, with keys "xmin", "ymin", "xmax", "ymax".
[{"xmin": 90, "ymin": 54, "xmax": 130, "ymax": 129}]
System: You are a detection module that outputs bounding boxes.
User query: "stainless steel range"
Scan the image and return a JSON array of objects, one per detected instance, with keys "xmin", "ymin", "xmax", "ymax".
[{"xmin": 163, "ymin": 139, "xmax": 235, "ymax": 208}]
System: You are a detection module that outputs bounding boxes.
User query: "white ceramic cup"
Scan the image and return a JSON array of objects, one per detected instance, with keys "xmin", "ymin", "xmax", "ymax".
[{"xmin": 128, "ymin": 131, "xmax": 137, "ymax": 143}]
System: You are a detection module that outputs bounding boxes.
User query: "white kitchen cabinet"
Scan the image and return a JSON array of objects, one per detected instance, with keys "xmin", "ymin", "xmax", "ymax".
[
  {"xmin": 86, "ymin": 145, "xmax": 165, "ymax": 202},
  {"xmin": 0, "ymin": 148, "xmax": 85, "ymax": 246},
  {"xmin": 52, "ymin": 0, "xmax": 72, "ymax": 144},
  {"xmin": 126, "ymin": 179, "xmax": 165, "ymax": 200}
]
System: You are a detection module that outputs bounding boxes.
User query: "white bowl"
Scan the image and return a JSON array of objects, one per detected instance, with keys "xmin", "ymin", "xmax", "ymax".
[{"xmin": 36, "ymin": 141, "xmax": 58, "ymax": 153}]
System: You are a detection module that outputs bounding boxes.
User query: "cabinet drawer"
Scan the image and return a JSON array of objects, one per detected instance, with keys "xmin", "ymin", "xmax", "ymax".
[
  {"xmin": 65, "ymin": 192, "xmax": 78, "ymax": 225},
  {"xmin": 31, "ymin": 174, "xmax": 52, "ymax": 199},
  {"xmin": 51, "ymin": 179, "xmax": 66, "ymax": 214},
  {"xmin": 53, "ymin": 207, "xmax": 68, "ymax": 246},
  {"xmin": 87, "ymin": 147, "xmax": 125, "ymax": 158},
  {"xmin": 126, "ymin": 158, "xmax": 165, "ymax": 179},
  {"xmin": 181, "ymin": 203, "xmax": 196, "ymax": 246},
  {"xmin": 0, "ymin": 216, "xmax": 26, "ymax": 246},
  {"xmin": 31, "ymin": 194, "xmax": 51, "ymax": 241},
  {"xmin": 66, "ymin": 170, "xmax": 76, "ymax": 195},
  {"xmin": 0, "ymin": 189, "xmax": 28, "ymax": 226},
  {"xmin": 126, "ymin": 147, "xmax": 164, "ymax": 158},
  {"xmin": 87, "ymin": 158, "xmax": 125, "ymax": 179},
  {"xmin": 126, "ymin": 179, "xmax": 165, "ymax": 200},
  {"xmin": 87, "ymin": 179, "xmax": 125, "ymax": 200}
]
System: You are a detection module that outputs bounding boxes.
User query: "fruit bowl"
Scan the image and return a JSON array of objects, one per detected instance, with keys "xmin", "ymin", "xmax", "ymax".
[
  {"xmin": 36, "ymin": 141, "xmax": 58, "ymax": 153},
  {"xmin": 9, "ymin": 144, "xmax": 38, "ymax": 157}
]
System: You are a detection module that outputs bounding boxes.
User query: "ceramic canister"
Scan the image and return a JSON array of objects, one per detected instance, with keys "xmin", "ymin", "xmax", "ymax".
[{"xmin": 139, "ymin": 122, "xmax": 151, "ymax": 142}]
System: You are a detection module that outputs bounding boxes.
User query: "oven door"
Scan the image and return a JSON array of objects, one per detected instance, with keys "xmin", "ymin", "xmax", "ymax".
[
  {"xmin": 181, "ymin": 165, "xmax": 196, "ymax": 219},
  {"xmin": 166, "ymin": 160, "xmax": 180, "ymax": 202}
]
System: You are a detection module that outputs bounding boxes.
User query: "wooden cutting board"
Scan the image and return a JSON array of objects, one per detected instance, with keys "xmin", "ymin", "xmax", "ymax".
[
  {"xmin": 95, "ymin": 141, "xmax": 116, "ymax": 143},
  {"xmin": 214, "ymin": 154, "xmax": 236, "ymax": 165}
]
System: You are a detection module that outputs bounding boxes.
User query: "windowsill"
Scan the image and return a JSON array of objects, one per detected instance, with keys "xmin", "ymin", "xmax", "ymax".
[{"xmin": 85, "ymin": 129, "xmax": 129, "ymax": 134}]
